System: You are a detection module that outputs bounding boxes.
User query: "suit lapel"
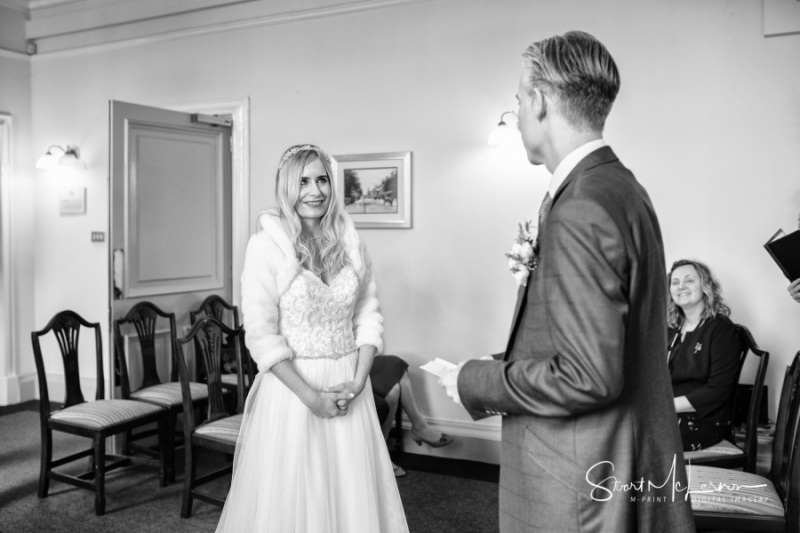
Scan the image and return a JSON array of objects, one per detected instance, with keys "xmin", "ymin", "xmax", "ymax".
[
  {"xmin": 504, "ymin": 284, "xmax": 528, "ymax": 359},
  {"xmin": 502, "ymin": 146, "xmax": 620, "ymax": 359}
]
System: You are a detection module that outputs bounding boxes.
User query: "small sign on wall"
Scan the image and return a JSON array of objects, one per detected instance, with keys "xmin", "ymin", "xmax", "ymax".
[{"xmin": 59, "ymin": 186, "xmax": 86, "ymax": 215}]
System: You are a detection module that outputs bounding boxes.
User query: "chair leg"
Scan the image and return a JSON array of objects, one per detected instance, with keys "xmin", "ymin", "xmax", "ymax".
[
  {"xmin": 167, "ymin": 411, "xmax": 179, "ymax": 484},
  {"xmin": 394, "ymin": 391, "xmax": 404, "ymax": 455},
  {"xmin": 181, "ymin": 440, "xmax": 195, "ymax": 518},
  {"xmin": 94, "ymin": 435, "xmax": 106, "ymax": 516},
  {"xmin": 159, "ymin": 415, "xmax": 170, "ymax": 487},
  {"xmin": 124, "ymin": 428, "xmax": 132, "ymax": 456},
  {"xmin": 38, "ymin": 426, "xmax": 52, "ymax": 498}
]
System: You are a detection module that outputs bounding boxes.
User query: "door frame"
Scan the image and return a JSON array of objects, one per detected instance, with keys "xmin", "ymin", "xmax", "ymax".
[
  {"xmin": 0, "ymin": 113, "xmax": 15, "ymax": 404},
  {"xmin": 106, "ymin": 97, "xmax": 249, "ymax": 404},
  {"xmin": 163, "ymin": 96, "xmax": 250, "ymax": 308}
]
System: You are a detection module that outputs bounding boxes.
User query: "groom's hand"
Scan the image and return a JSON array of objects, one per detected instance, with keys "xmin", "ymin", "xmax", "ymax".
[
  {"xmin": 789, "ymin": 278, "xmax": 800, "ymax": 302},
  {"xmin": 439, "ymin": 362, "xmax": 466, "ymax": 405}
]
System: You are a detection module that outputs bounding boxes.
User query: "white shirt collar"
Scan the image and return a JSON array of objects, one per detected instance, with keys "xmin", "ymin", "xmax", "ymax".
[{"xmin": 547, "ymin": 139, "xmax": 607, "ymax": 197}]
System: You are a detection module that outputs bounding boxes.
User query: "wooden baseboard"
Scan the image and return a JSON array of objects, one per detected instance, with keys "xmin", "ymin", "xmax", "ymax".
[{"xmin": 390, "ymin": 450, "xmax": 499, "ymax": 482}]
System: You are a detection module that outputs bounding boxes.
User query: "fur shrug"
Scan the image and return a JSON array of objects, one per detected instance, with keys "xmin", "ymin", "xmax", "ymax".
[{"xmin": 240, "ymin": 208, "xmax": 383, "ymax": 372}]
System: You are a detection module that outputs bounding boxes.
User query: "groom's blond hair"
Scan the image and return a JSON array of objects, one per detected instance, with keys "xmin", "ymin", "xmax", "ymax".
[{"xmin": 522, "ymin": 31, "xmax": 619, "ymax": 132}]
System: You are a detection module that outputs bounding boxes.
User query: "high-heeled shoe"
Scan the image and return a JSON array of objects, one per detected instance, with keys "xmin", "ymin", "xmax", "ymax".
[
  {"xmin": 410, "ymin": 428, "xmax": 453, "ymax": 448},
  {"xmin": 392, "ymin": 462, "xmax": 407, "ymax": 477}
]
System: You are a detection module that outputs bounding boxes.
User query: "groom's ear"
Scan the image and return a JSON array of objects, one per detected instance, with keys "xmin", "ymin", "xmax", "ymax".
[{"xmin": 532, "ymin": 88, "xmax": 547, "ymax": 122}]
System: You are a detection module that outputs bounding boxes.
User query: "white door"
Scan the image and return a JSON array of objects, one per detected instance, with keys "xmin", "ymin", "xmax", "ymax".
[{"xmin": 110, "ymin": 100, "xmax": 232, "ymax": 384}]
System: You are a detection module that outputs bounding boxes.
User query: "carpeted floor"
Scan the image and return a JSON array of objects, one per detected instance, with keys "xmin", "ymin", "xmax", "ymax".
[{"xmin": 0, "ymin": 408, "xmax": 499, "ymax": 533}]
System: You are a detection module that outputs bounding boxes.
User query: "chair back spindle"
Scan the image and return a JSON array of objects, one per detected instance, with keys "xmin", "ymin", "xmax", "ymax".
[
  {"xmin": 130, "ymin": 307, "xmax": 162, "ymax": 389},
  {"xmin": 114, "ymin": 302, "xmax": 179, "ymax": 396},
  {"xmin": 177, "ymin": 316, "xmax": 244, "ymax": 424},
  {"xmin": 32, "ymin": 310, "xmax": 104, "ymax": 408}
]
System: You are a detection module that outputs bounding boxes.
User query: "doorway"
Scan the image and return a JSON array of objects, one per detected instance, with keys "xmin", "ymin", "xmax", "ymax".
[{"xmin": 109, "ymin": 98, "xmax": 249, "ymax": 391}]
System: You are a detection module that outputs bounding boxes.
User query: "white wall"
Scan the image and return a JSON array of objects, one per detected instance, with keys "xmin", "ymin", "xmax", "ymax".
[{"xmin": 7, "ymin": 0, "xmax": 800, "ymax": 461}]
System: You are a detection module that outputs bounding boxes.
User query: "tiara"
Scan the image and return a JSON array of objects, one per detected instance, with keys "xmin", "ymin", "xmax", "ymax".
[{"xmin": 278, "ymin": 144, "xmax": 331, "ymax": 169}]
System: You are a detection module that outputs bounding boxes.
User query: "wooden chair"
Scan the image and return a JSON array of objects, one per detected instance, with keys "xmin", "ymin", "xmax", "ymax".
[
  {"xmin": 769, "ymin": 352, "xmax": 800, "ymax": 496},
  {"xmin": 690, "ymin": 351, "xmax": 800, "ymax": 532},
  {"xmin": 189, "ymin": 294, "xmax": 240, "ymax": 330},
  {"xmin": 189, "ymin": 295, "xmax": 254, "ymax": 408},
  {"xmin": 684, "ymin": 324, "xmax": 769, "ymax": 473},
  {"xmin": 175, "ymin": 316, "xmax": 248, "ymax": 518},
  {"xmin": 114, "ymin": 301, "xmax": 209, "ymax": 483},
  {"xmin": 31, "ymin": 310, "xmax": 169, "ymax": 515},
  {"xmin": 392, "ymin": 391, "xmax": 404, "ymax": 455}
]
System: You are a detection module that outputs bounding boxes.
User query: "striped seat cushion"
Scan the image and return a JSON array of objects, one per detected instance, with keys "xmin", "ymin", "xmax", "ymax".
[
  {"xmin": 687, "ymin": 465, "xmax": 784, "ymax": 516},
  {"xmin": 220, "ymin": 374, "xmax": 250, "ymax": 386},
  {"xmin": 131, "ymin": 382, "xmax": 208, "ymax": 406},
  {"xmin": 195, "ymin": 414, "xmax": 242, "ymax": 445},
  {"xmin": 50, "ymin": 399, "xmax": 164, "ymax": 429},
  {"xmin": 684, "ymin": 439, "xmax": 743, "ymax": 462}
]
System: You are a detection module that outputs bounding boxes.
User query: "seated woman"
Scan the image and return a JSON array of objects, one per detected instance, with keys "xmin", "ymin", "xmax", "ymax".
[
  {"xmin": 667, "ymin": 259, "xmax": 743, "ymax": 451},
  {"xmin": 370, "ymin": 355, "xmax": 453, "ymax": 476}
]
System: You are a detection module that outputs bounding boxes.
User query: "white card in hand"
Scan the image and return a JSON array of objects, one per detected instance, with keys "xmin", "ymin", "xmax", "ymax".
[{"xmin": 420, "ymin": 358, "xmax": 457, "ymax": 378}]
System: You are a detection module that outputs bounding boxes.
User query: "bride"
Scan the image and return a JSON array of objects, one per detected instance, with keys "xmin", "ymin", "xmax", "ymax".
[{"xmin": 215, "ymin": 144, "xmax": 409, "ymax": 532}]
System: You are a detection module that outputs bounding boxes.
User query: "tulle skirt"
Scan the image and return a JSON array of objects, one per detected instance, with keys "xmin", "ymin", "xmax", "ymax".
[{"xmin": 215, "ymin": 351, "xmax": 409, "ymax": 533}]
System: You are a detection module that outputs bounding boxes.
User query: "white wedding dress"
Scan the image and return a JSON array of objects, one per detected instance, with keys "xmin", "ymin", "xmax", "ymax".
[{"xmin": 216, "ymin": 266, "xmax": 409, "ymax": 533}]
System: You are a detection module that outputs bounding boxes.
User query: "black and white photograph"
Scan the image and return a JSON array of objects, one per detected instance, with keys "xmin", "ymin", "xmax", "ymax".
[
  {"xmin": 335, "ymin": 151, "xmax": 412, "ymax": 228},
  {"xmin": 1, "ymin": 1, "xmax": 800, "ymax": 532}
]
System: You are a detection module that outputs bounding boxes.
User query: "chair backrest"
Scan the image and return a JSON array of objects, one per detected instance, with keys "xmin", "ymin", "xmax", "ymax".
[
  {"xmin": 769, "ymin": 352, "xmax": 800, "ymax": 496},
  {"xmin": 114, "ymin": 301, "xmax": 178, "ymax": 397},
  {"xmin": 735, "ymin": 325, "xmax": 770, "ymax": 473},
  {"xmin": 30, "ymin": 310, "xmax": 103, "ymax": 414},
  {"xmin": 722, "ymin": 325, "xmax": 753, "ymax": 438},
  {"xmin": 778, "ymin": 353, "xmax": 800, "ymax": 530},
  {"xmin": 175, "ymin": 316, "xmax": 245, "ymax": 424},
  {"xmin": 786, "ymin": 410, "xmax": 800, "ymax": 532},
  {"xmin": 189, "ymin": 295, "xmax": 243, "ymax": 382},
  {"xmin": 189, "ymin": 294, "xmax": 239, "ymax": 329}
]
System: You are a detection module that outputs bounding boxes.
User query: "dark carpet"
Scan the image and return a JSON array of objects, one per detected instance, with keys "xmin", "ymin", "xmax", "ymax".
[{"xmin": 0, "ymin": 406, "xmax": 499, "ymax": 533}]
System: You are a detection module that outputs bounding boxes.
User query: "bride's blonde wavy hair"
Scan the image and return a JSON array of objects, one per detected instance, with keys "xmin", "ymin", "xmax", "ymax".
[{"xmin": 275, "ymin": 145, "xmax": 350, "ymax": 277}]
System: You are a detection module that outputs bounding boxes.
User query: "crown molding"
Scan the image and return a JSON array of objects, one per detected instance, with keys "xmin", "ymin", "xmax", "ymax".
[
  {"xmin": 763, "ymin": 0, "xmax": 800, "ymax": 36},
  {"xmin": 0, "ymin": 48, "xmax": 30, "ymax": 59},
  {"xmin": 0, "ymin": 0, "xmax": 28, "ymax": 13},
  {"xmin": 28, "ymin": 0, "xmax": 436, "ymax": 56}
]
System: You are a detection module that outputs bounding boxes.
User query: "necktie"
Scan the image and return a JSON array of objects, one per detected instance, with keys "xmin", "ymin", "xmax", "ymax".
[{"xmin": 538, "ymin": 192, "xmax": 553, "ymax": 230}]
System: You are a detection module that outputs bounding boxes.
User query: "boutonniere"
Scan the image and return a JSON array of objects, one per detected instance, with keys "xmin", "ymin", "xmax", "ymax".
[
  {"xmin": 505, "ymin": 220, "xmax": 539, "ymax": 286},
  {"xmin": 694, "ymin": 342, "xmax": 703, "ymax": 354}
]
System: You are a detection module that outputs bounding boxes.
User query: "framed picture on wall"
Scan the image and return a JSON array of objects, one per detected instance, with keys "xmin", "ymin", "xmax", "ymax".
[{"xmin": 332, "ymin": 151, "xmax": 412, "ymax": 229}]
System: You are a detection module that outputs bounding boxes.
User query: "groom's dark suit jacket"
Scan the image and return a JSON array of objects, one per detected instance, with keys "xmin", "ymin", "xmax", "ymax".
[{"xmin": 458, "ymin": 147, "xmax": 695, "ymax": 532}]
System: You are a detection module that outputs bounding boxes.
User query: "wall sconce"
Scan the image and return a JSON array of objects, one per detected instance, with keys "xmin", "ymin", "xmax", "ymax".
[
  {"xmin": 36, "ymin": 145, "xmax": 81, "ymax": 170},
  {"xmin": 487, "ymin": 111, "xmax": 522, "ymax": 146}
]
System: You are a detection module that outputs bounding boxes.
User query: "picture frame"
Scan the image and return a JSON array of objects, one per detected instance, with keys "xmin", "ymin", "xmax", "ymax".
[{"xmin": 333, "ymin": 151, "xmax": 412, "ymax": 229}]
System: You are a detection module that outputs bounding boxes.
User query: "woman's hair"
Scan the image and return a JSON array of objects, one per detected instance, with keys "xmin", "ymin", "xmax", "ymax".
[
  {"xmin": 521, "ymin": 30, "xmax": 620, "ymax": 132},
  {"xmin": 667, "ymin": 259, "xmax": 731, "ymax": 329},
  {"xmin": 274, "ymin": 144, "xmax": 349, "ymax": 277}
]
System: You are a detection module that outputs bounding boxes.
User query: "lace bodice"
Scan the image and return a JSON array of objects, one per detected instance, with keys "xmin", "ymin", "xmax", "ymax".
[{"xmin": 279, "ymin": 266, "xmax": 359, "ymax": 360}]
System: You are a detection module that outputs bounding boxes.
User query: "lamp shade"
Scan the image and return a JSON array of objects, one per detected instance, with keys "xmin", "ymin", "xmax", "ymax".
[
  {"xmin": 487, "ymin": 111, "xmax": 522, "ymax": 146},
  {"xmin": 35, "ymin": 152, "xmax": 59, "ymax": 170},
  {"xmin": 488, "ymin": 124, "xmax": 522, "ymax": 146},
  {"xmin": 36, "ymin": 145, "xmax": 81, "ymax": 170},
  {"xmin": 59, "ymin": 149, "xmax": 81, "ymax": 168}
]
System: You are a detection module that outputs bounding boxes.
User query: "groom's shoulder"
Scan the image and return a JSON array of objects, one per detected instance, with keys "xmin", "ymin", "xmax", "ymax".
[{"xmin": 570, "ymin": 161, "xmax": 643, "ymax": 206}]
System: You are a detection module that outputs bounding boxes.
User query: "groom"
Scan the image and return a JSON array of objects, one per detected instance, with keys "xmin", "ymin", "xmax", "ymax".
[{"xmin": 440, "ymin": 32, "xmax": 694, "ymax": 532}]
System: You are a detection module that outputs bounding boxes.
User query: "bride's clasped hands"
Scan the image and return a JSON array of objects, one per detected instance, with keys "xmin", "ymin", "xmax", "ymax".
[{"xmin": 324, "ymin": 380, "xmax": 364, "ymax": 414}]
